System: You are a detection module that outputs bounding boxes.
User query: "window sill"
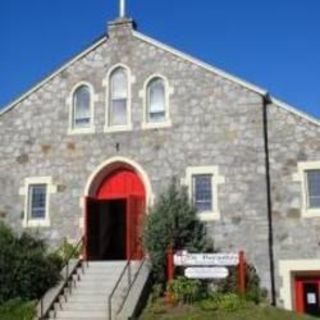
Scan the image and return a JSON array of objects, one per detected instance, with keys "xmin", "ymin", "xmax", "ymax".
[
  {"xmin": 301, "ymin": 209, "xmax": 320, "ymax": 218},
  {"xmin": 23, "ymin": 220, "xmax": 51, "ymax": 228},
  {"xmin": 104, "ymin": 125, "xmax": 133, "ymax": 133},
  {"xmin": 68, "ymin": 127, "xmax": 96, "ymax": 135},
  {"xmin": 198, "ymin": 211, "xmax": 220, "ymax": 222},
  {"xmin": 142, "ymin": 120, "xmax": 172, "ymax": 130}
]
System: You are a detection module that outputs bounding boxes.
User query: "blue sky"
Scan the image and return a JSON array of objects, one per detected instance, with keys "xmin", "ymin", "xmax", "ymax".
[{"xmin": 0, "ymin": 0, "xmax": 319, "ymax": 118}]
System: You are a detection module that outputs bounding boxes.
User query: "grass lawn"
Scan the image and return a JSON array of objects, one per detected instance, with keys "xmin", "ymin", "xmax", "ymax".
[
  {"xmin": 140, "ymin": 299, "xmax": 317, "ymax": 320},
  {"xmin": 0, "ymin": 299, "xmax": 35, "ymax": 320}
]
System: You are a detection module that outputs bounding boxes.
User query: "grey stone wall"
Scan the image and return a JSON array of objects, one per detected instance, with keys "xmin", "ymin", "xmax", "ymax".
[
  {"xmin": 3, "ymin": 18, "xmax": 319, "ymax": 301},
  {"xmin": 267, "ymin": 103, "xmax": 320, "ymax": 305}
]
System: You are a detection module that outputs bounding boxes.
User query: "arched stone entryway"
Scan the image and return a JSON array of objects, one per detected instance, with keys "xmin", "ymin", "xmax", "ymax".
[{"xmin": 84, "ymin": 158, "xmax": 150, "ymax": 261}]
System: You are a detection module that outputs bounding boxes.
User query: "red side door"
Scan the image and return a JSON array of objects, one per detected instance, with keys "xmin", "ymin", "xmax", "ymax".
[
  {"xmin": 295, "ymin": 276, "xmax": 320, "ymax": 316},
  {"xmin": 126, "ymin": 196, "xmax": 145, "ymax": 260}
]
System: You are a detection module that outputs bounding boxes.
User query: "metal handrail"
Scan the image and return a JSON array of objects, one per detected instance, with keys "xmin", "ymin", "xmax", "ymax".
[
  {"xmin": 116, "ymin": 257, "xmax": 147, "ymax": 315},
  {"xmin": 108, "ymin": 243, "xmax": 144, "ymax": 320},
  {"xmin": 37, "ymin": 236, "xmax": 87, "ymax": 319}
]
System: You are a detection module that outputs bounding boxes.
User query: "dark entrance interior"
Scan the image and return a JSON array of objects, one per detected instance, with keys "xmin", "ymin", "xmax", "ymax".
[{"xmin": 86, "ymin": 199, "xmax": 127, "ymax": 261}]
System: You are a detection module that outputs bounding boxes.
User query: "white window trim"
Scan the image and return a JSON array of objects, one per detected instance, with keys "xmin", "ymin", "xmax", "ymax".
[
  {"xmin": 140, "ymin": 74, "xmax": 173, "ymax": 130},
  {"xmin": 19, "ymin": 177, "xmax": 57, "ymax": 228},
  {"xmin": 67, "ymin": 81, "xmax": 97, "ymax": 135},
  {"xmin": 185, "ymin": 166, "xmax": 225, "ymax": 221},
  {"xmin": 279, "ymin": 259, "xmax": 320, "ymax": 311},
  {"xmin": 103, "ymin": 64, "xmax": 134, "ymax": 133},
  {"xmin": 293, "ymin": 161, "xmax": 320, "ymax": 218}
]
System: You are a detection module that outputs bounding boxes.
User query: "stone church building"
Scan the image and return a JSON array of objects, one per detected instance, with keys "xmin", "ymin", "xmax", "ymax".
[{"xmin": 1, "ymin": 10, "xmax": 320, "ymax": 316}]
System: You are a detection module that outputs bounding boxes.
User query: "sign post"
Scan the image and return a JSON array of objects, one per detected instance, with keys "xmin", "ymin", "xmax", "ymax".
[
  {"xmin": 167, "ymin": 246, "xmax": 174, "ymax": 283},
  {"xmin": 238, "ymin": 251, "xmax": 246, "ymax": 295},
  {"xmin": 166, "ymin": 246, "xmax": 175, "ymax": 304}
]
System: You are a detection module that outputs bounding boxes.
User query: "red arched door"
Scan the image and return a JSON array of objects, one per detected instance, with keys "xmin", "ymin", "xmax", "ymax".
[{"xmin": 85, "ymin": 168, "xmax": 145, "ymax": 261}]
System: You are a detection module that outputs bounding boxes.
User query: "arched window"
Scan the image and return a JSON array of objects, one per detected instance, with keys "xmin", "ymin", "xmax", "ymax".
[
  {"xmin": 72, "ymin": 85, "xmax": 91, "ymax": 129},
  {"xmin": 109, "ymin": 67, "xmax": 128, "ymax": 127},
  {"xmin": 146, "ymin": 77, "xmax": 166, "ymax": 122}
]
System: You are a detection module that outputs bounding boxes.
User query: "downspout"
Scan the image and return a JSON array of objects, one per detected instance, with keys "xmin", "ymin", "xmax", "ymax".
[{"xmin": 262, "ymin": 93, "xmax": 277, "ymax": 306}]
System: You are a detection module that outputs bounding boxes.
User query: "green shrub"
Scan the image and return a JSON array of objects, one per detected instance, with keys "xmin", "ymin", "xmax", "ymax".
[
  {"xmin": 168, "ymin": 276, "xmax": 202, "ymax": 304},
  {"xmin": 198, "ymin": 293, "xmax": 247, "ymax": 312},
  {"xmin": 0, "ymin": 299, "xmax": 35, "ymax": 320},
  {"xmin": 0, "ymin": 223, "xmax": 62, "ymax": 303},
  {"xmin": 217, "ymin": 293, "xmax": 246, "ymax": 312},
  {"xmin": 142, "ymin": 180, "xmax": 209, "ymax": 286},
  {"xmin": 217, "ymin": 263, "xmax": 267, "ymax": 304},
  {"xmin": 198, "ymin": 297, "xmax": 219, "ymax": 311}
]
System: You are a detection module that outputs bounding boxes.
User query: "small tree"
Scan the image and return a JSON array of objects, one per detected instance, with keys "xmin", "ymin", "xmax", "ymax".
[{"xmin": 143, "ymin": 180, "xmax": 209, "ymax": 286}]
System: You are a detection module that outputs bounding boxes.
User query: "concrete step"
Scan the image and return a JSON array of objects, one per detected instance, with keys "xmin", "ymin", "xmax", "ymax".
[
  {"xmin": 61, "ymin": 302, "xmax": 107, "ymax": 311},
  {"xmin": 80, "ymin": 271, "xmax": 121, "ymax": 281},
  {"xmin": 45, "ymin": 260, "xmax": 147, "ymax": 320},
  {"xmin": 66, "ymin": 294, "xmax": 110, "ymax": 303},
  {"xmin": 53, "ymin": 310, "xmax": 108, "ymax": 319}
]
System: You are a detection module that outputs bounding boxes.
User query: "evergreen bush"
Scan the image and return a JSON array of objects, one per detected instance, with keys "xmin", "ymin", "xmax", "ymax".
[{"xmin": 142, "ymin": 180, "xmax": 209, "ymax": 286}]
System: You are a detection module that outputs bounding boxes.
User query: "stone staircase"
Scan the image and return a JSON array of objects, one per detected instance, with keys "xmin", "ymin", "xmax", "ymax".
[{"xmin": 47, "ymin": 260, "xmax": 149, "ymax": 320}]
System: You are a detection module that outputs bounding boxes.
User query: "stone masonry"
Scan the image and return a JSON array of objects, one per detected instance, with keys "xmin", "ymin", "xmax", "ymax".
[{"xmin": 0, "ymin": 18, "xmax": 320, "ymax": 307}]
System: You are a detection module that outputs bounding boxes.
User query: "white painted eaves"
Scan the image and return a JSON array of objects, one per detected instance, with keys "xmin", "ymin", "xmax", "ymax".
[
  {"xmin": 133, "ymin": 30, "xmax": 320, "ymax": 127},
  {"xmin": 0, "ymin": 36, "xmax": 107, "ymax": 117},
  {"xmin": 133, "ymin": 31, "xmax": 268, "ymax": 95},
  {"xmin": 271, "ymin": 97, "xmax": 320, "ymax": 127},
  {"xmin": 0, "ymin": 29, "xmax": 319, "ymax": 128}
]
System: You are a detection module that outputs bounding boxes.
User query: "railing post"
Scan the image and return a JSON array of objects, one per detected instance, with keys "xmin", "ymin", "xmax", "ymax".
[
  {"xmin": 40, "ymin": 298, "xmax": 43, "ymax": 319},
  {"xmin": 128, "ymin": 260, "xmax": 132, "ymax": 287},
  {"xmin": 108, "ymin": 298, "xmax": 112, "ymax": 320},
  {"xmin": 66, "ymin": 261, "xmax": 69, "ymax": 281}
]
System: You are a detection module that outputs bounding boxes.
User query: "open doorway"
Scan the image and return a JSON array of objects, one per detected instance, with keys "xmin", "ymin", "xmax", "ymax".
[
  {"xmin": 85, "ymin": 166, "xmax": 146, "ymax": 261},
  {"xmin": 86, "ymin": 199, "xmax": 127, "ymax": 261}
]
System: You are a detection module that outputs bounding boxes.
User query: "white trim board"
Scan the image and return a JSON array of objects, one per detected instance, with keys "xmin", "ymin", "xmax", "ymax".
[
  {"xmin": 0, "ymin": 36, "xmax": 107, "ymax": 117},
  {"xmin": 271, "ymin": 97, "xmax": 320, "ymax": 127},
  {"xmin": 1, "ymin": 28, "xmax": 319, "ymax": 128},
  {"xmin": 132, "ymin": 31, "xmax": 267, "ymax": 96}
]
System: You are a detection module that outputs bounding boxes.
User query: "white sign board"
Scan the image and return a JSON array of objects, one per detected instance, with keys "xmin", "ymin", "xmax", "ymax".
[
  {"xmin": 185, "ymin": 267, "xmax": 229, "ymax": 279},
  {"xmin": 307, "ymin": 293, "xmax": 317, "ymax": 305},
  {"xmin": 174, "ymin": 252, "xmax": 239, "ymax": 267}
]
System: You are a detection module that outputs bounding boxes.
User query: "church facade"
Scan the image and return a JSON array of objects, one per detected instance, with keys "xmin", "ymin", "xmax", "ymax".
[{"xmin": 1, "ymin": 16, "xmax": 320, "ymax": 315}]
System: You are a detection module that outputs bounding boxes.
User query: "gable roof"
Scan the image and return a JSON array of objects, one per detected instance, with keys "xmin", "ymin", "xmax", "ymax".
[
  {"xmin": 133, "ymin": 31, "xmax": 320, "ymax": 127},
  {"xmin": 0, "ymin": 29, "xmax": 319, "ymax": 127},
  {"xmin": 0, "ymin": 35, "xmax": 107, "ymax": 117}
]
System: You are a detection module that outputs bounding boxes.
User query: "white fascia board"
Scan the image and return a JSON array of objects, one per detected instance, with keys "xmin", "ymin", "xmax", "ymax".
[
  {"xmin": 271, "ymin": 97, "xmax": 320, "ymax": 127},
  {"xmin": 133, "ymin": 31, "xmax": 320, "ymax": 127},
  {"xmin": 0, "ymin": 36, "xmax": 107, "ymax": 117},
  {"xmin": 133, "ymin": 31, "xmax": 268, "ymax": 96}
]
